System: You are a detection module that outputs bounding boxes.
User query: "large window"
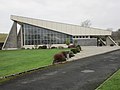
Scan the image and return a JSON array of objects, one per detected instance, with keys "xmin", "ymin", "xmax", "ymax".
[{"xmin": 22, "ymin": 24, "xmax": 73, "ymax": 45}]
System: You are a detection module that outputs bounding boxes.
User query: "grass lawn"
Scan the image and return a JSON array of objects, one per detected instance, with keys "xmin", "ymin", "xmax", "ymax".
[
  {"xmin": 0, "ymin": 49, "xmax": 69, "ymax": 77},
  {"xmin": 97, "ymin": 69, "xmax": 120, "ymax": 90}
]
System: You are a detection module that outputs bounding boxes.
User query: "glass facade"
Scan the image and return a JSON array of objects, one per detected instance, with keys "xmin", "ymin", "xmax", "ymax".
[{"xmin": 22, "ymin": 23, "xmax": 73, "ymax": 45}]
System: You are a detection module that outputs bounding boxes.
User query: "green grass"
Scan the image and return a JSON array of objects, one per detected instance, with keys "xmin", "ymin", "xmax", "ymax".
[
  {"xmin": 97, "ymin": 69, "xmax": 120, "ymax": 90},
  {"xmin": 0, "ymin": 49, "xmax": 69, "ymax": 77}
]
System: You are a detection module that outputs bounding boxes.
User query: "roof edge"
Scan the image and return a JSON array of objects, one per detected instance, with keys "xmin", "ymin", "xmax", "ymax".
[{"xmin": 10, "ymin": 15, "xmax": 111, "ymax": 32}]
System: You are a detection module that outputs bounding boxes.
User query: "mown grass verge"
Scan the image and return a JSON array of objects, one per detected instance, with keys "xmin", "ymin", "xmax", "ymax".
[
  {"xmin": 0, "ymin": 49, "xmax": 69, "ymax": 78},
  {"xmin": 96, "ymin": 69, "xmax": 120, "ymax": 90}
]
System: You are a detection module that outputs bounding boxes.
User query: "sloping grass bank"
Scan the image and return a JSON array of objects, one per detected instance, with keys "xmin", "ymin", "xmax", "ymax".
[
  {"xmin": 97, "ymin": 69, "xmax": 120, "ymax": 90},
  {"xmin": 0, "ymin": 49, "xmax": 68, "ymax": 77},
  {"xmin": 0, "ymin": 33, "xmax": 7, "ymax": 42}
]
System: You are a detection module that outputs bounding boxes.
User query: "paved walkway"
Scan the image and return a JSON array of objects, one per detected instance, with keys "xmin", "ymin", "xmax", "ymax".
[
  {"xmin": 0, "ymin": 49, "xmax": 120, "ymax": 90},
  {"xmin": 68, "ymin": 46, "xmax": 120, "ymax": 61}
]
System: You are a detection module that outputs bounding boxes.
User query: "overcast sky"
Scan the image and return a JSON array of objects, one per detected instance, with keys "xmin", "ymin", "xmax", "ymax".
[{"xmin": 0, "ymin": 0, "xmax": 120, "ymax": 33}]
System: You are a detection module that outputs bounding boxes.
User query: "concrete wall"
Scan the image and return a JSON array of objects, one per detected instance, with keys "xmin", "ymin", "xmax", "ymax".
[
  {"xmin": 75, "ymin": 38, "xmax": 97, "ymax": 46},
  {"xmin": 23, "ymin": 40, "xmax": 98, "ymax": 49}
]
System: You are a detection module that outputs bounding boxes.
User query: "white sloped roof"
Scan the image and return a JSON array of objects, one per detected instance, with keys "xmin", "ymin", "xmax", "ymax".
[{"xmin": 11, "ymin": 15, "xmax": 112, "ymax": 36}]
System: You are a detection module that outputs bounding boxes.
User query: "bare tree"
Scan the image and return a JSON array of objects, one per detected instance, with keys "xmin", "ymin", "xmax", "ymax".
[
  {"xmin": 107, "ymin": 28, "xmax": 113, "ymax": 31},
  {"xmin": 81, "ymin": 20, "xmax": 92, "ymax": 27},
  {"xmin": 74, "ymin": 39, "xmax": 78, "ymax": 46},
  {"xmin": 65, "ymin": 38, "xmax": 70, "ymax": 46},
  {"xmin": 118, "ymin": 29, "xmax": 120, "ymax": 31}
]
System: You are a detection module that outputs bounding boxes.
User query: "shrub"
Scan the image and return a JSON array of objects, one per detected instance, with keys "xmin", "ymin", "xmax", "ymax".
[
  {"xmin": 69, "ymin": 51, "xmax": 74, "ymax": 58},
  {"xmin": 21, "ymin": 47, "xmax": 25, "ymax": 50},
  {"xmin": 99, "ymin": 43, "xmax": 102, "ymax": 46},
  {"xmin": 38, "ymin": 45, "xmax": 47, "ymax": 49},
  {"xmin": 38, "ymin": 46, "xmax": 42, "ymax": 49},
  {"xmin": 58, "ymin": 46, "xmax": 64, "ymax": 49},
  {"xmin": 71, "ymin": 48, "xmax": 77, "ymax": 54},
  {"xmin": 61, "ymin": 51, "xmax": 69, "ymax": 58},
  {"xmin": 110, "ymin": 44, "xmax": 114, "ymax": 46},
  {"xmin": 42, "ymin": 45, "xmax": 47, "ymax": 49},
  {"xmin": 76, "ymin": 47, "xmax": 80, "ymax": 52},
  {"xmin": 118, "ymin": 42, "xmax": 120, "ymax": 46},
  {"xmin": 53, "ymin": 53, "xmax": 66, "ymax": 64},
  {"xmin": 68, "ymin": 44, "xmax": 75, "ymax": 48},
  {"xmin": 32, "ymin": 47, "xmax": 34, "ymax": 49},
  {"xmin": 51, "ymin": 46, "xmax": 57, "ymax": 49},
  {"xmin": 76, "ymin": 45, "xmax": 81, "ymax": 51}
]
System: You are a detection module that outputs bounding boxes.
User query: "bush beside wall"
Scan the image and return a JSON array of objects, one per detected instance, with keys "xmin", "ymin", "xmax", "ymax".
[
  {"xmin": 69, "ymin": 51, "xmax": 75, "ymax": 58},
  {"xmin": 38, "ymin": 45, "xmax": 47, "ymax": 49},
  {"xmin": 76, "ymin": 45, "xmax": 81, "ymax": 51},
  {"xmin": 53, "ymin": 53, "xmax": 66, "ymax": 64},
  {"xmin": 53, "ymin": 45, "xmax": 82, "ymax": 64},
  {"xmin": 71, "ymin": 48, "xmax": 78, "ymax": 54}
]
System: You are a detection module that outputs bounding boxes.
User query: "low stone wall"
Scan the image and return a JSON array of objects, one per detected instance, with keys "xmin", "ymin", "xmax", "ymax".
[{"xmin": 76, "ymin": 38, "xmax": 97, "ymax": 46}]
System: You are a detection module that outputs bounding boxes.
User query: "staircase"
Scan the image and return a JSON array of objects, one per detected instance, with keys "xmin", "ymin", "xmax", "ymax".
[
  {"xmin": 108, "ymin": 36, "xmax": 118, "ymax": 46},
  {"xmin": 99, "ymin": 38, "xmax": 106, "ymax": 45}
]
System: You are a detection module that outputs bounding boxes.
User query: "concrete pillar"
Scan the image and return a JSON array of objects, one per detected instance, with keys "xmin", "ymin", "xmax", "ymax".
[
  {"xmin": 2, "ymin": 21, "xmax": 18, "ymax": 50},
  {"xmin": 106, "ymin": 36, "xmax": 111, "ymax": 46},
  {"xmin": 17, "ymin": 27, "xmax": 22, "ymax": 48}
]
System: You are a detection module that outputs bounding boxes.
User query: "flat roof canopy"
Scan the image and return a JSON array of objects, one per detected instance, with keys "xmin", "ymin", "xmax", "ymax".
[{"xmin": 11, "ymin": 15, "xmax": 112, "ymax": 36}]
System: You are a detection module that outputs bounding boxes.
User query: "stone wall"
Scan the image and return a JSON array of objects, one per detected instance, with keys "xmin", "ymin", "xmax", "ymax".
[{"xmin": 76, "ymin": 38, "xmax": 97, "ymax": 46}]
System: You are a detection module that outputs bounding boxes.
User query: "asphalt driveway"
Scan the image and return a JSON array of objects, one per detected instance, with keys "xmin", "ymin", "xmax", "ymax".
[{"xmin": 0, "ymin": 49, "xmax": 120, "ymax": 90}]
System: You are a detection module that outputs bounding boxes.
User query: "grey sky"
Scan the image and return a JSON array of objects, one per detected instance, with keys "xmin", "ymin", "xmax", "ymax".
[{"xmin": 0, "ymin": 0, "xmax": 120, "ymax": 33}]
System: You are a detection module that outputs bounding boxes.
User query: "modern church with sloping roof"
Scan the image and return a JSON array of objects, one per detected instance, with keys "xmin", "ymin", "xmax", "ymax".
[{"xmin": 2, "ymin": 15, "xmax": 117, "ymax": 50}]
